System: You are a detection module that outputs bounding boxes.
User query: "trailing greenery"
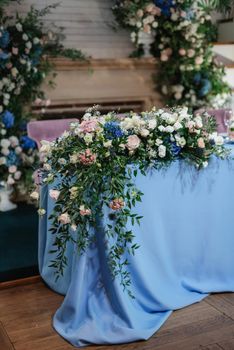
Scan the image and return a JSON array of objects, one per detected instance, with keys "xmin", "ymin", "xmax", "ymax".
[{"xmin": 33, "ymin": 106, "xmax": 229, "ymax": 294}]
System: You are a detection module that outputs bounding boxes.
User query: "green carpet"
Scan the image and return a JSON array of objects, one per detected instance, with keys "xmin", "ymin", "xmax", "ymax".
[{"xmin": 0, "ymin": 203, "xmax": 38, "ymax": 282}]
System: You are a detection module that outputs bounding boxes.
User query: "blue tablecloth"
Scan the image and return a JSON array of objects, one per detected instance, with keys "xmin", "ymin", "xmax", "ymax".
[{"xmin": 39, "ymin": 145, "xmax": 234, "ymax": 348}]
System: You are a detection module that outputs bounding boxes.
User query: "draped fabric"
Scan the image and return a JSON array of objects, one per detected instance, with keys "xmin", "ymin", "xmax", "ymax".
[{"xmin": 39, "ymin": 145, "xmax": 234, "ymax": 347}]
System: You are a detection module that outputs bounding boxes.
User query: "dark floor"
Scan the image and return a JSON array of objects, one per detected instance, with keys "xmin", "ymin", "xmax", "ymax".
[
  {"xmin": 0, "ymin": 203, "xmax": 38, "ymax": 282},
  {"xmin": 0, "ymin": 280, "xmax": 234, "ymax": 350}
]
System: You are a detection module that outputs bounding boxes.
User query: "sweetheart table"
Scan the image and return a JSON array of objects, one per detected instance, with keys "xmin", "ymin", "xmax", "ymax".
[{"xmin": 39, "ymin": 144, "xmax": 234, "ymax": 348}]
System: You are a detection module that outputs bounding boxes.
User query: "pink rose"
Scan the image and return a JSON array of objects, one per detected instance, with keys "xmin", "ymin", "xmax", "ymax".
[
  {"xmin": 58, "ymin": 212, "xmax": 71, "ymax": 225},
  {"xmin": 197, "ymin": 137, "xmax": 205, "ymax": 148},
  {"xmin": 179, "ymin": 48, "xmax": 186, "ymax": 56},
  {"xmin": 79, "ymin": 149, "xmax": 96, "ymax": 165},
  {"xmin": 79, "ymin": 205, "xmax": 91, "ymax": 216},
  {"xmin": 109, "ymin": 198, "xmax": 125, "ymax": 211},
  {"xmin": 187, "ymin": 49, "xmax": 195, "ymax": 58},
  {"xmin": 160, "ymin": 54, "xmax": 168, "ymax": 62},
  {"xmin": 126, "ymin": 135, "xmax": 141, "ymax": 151},
  {"xmin": 195, "ymin": 56, "xmax": 203, "ymax": 65},
  {"xmin": 49, "ymin": 189, "xmax": 60, "ymax": 201},
  {"xmin": 79, "ymin": 120, "xmax": 98, "ymax": 134}
]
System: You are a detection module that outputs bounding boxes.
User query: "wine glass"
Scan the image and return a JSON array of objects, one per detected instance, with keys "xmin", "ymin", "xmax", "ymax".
[
  {"xmin": 223, "ymin": 110, "xmax": 233, "ymax": 139},
  {"xmin": 223, "ymin": 110, "xmax": 233, "ymax": 128}
]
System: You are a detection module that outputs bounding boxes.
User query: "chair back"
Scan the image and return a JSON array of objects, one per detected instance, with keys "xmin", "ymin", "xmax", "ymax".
[{"xmin": 27, "ymin": 118, "xmax": 78, "ymax": 149}]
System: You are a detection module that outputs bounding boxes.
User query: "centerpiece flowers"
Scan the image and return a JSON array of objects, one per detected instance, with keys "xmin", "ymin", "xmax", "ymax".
[{"xmin": 34, "ymin": 106, "xmax": 229, "ymax": 294}]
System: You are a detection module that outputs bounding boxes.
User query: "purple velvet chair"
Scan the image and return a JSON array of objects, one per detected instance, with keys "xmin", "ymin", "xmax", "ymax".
[
  {"xmin": 27, "ymin": 118, "xmax": 78, "ymax": 184},
  {"xmin": 27, "ymin": 118, "xmax": 79, "ymax": 149},
  {"xmin": 195, "ymin": 109, "xmax": 229, "ymax": 134}
]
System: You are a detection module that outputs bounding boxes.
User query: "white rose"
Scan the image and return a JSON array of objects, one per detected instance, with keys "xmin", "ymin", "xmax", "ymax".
[
  {"xmin": 22, "ymin": 33, "xmax": 28, "ymax": 41},
  {"xmin": 39, "ymin": 140, "xmax": 51, "ymax": 154},
  {"xmin": 215, "ymin": 135, "xmax": 224, "ymax": 146},
  {"xmin": 158, "ymin": 144, "xmax": 166, "ymax": 158},
  {"xmin": 14, "ymin": 171, "xmax": 22, "ymax": 180},
  {"xmin": 194, "ymin": 116, "xmax": 203, "ymax": 129},
  {"xmin": 33, "ymin": 37, "xmax": 40, "ymax": 44},
  {"xmin": 1, "ymin": 139, "xmax": 11, "ymax": 148},
  {"xmin": 1, "ymin": 148, "xmax": 10, "ymax": 156},
  {"xmin": 9, "ymin": 136, "xmax": 19, "ymax": 147},
  {"xmin": 165, "ymin": 125, "xmax": 174, "ymax": 133},
  {"xmin": 148, "ymin": 119, "xmax": 157, "ymax": 130},
  {"xmin": 158, "ymin": 125, "xmax": 166, "ymax": 132},
  {"xmin": 15, "ymin": 146, "xmax": 22, "ymax": 154},
  {"xmin": 174, "ymin": 121, "xmax": 183, "ymax": 130},
  {"xmin": 140, "ymin": 128, "xmax": 150, "ymax": 137},
  {"xmin": 1, "ymin": 129, "xmax": 6, "ymax": 135},
  {"xmin": 26, "ymin": 41, "xmax": 32, "ymax": 49},
  {"xmin": 156, "ymin": 138, "xmax": 163, "ymax": 146},
  {"xmin": 9, "ymin": 165, "xmax": 17, "ymax": 174},
  {"xmin": 0, "ymin": 157, "xmax": 6, "ymax": 165},
  {"xmin": 16, "ymin": 23, "xmax": 23, "ymax": 32}
]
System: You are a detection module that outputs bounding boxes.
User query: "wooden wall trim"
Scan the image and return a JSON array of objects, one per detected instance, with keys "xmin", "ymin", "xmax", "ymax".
[{"xmin": 47, "ymin": 57, "xmax": 158, "ymax": 71}]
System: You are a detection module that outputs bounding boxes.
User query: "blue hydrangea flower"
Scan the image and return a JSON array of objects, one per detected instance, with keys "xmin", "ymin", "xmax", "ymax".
[
  {"xmin": 198, "ymin": 79, "xmax": 212, "ymax": 97},
  {"xmin": 171, "ymin": 142, "xmax": 182, "ymax": 156},
  {"xmin": 154, "ymin": 0, "xmax": 175, "ymax": 17},
  {"xmin": 6, "ymin": 150, "xmax": 21, "ymax": 167},
  {"xmin": 193, "ymin": 73, "xmax": 202, "ymax": 85},
  {"xmin": 20, "ymin": 136, "xmax": 37, "ymax": 150},
  {"xmin": 0, "ymin": 51, "xmax": 10, "ymax": 60},
  {"xmin": 0, "ymin": 30, "xmax": 10, "ymax": 48},
  {"xmin": 104, "ymin": 122, "xmax": 125, "ymax": 139},
  {"xmin": 2, "ymin": 110, "xmax": 15, "ymax": 128}
]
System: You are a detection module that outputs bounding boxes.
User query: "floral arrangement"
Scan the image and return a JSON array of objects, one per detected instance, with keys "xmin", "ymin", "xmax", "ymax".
[
  {"xmin": 113, "ymin": 0, "xmax": 231, "ymax": 109},
  {"xmin": 0, "ymin": 2, "xmax": 86, "ymax": 197},
  {"xmin": 32, "ymin": 106, "xmax": 229, "ymax": 293},
  {"xmin": 0, "ymin": 110, "xmax": 37, "ymax": 193}
]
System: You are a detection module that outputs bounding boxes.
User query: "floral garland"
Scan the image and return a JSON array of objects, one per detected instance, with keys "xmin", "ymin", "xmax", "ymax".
[
  {"xmin": 0, "ymin": 3, "xmax": 86, "ymax": 196},
  {"xmin": 113, "ymin": 0, "xmax": 231, "ymax": 109},
  {"xmin": 32, "ymin": 106, "xmax": 229, "ymax": 293}
]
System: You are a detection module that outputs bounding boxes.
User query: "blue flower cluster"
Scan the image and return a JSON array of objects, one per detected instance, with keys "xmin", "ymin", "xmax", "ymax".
[
  {"xmin": 6, "ymin": 150, "xmax": 21, "ymax": 167},
  {"xmin": 193, "ymin": 73, "xmax": 212, "ymax": 97},
  {"xmin": 0, "ymin": 30, "xmax": 10, "ymax": 48},
  {"xmin": 154, "ymin": 0, "xmax": 175, "ymax": 17},
  {"xmin": 1, "ymin": 110, "xmax": 15, "ymax": 128},
  {"xmin": 170, "ymin": 142, "xmax": 181, "ymax": 156},
  {"xmin": 104, "ymin": 121, "xmax": 125, "ymax": 139},
  {"xmin": 20, "ymin": 135, "xmax": 37, "ymax": 150}
]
